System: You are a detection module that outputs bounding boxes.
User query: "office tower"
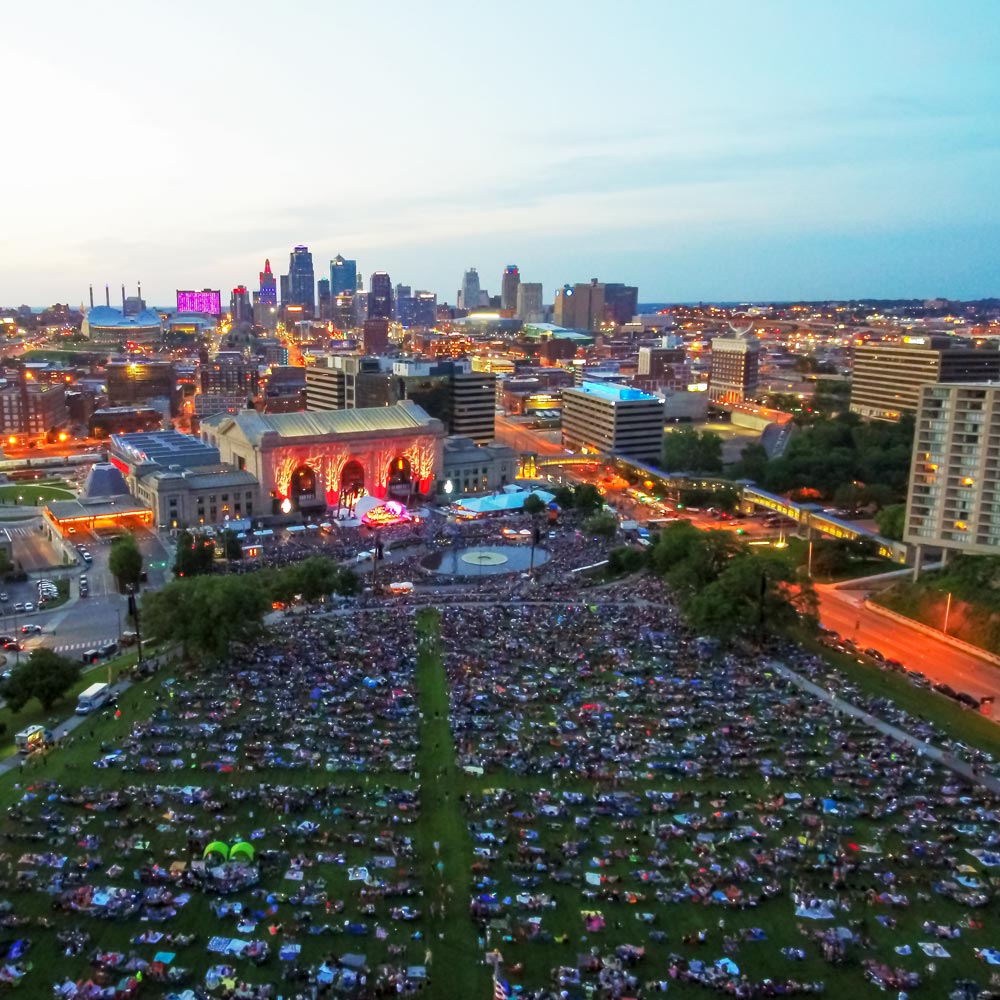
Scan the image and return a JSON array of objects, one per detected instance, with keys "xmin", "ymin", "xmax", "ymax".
[
  {"xmin": 259, "ymin": 258, "xmax": 277, "ymax": 306},
  {"xmin": 708, "ymin": 333, "xmax": 762, "ymax": 402},
  {"xmin": 317, "ymin": 278, "xmax": 331, "ymax": 320},
  {"xmin": 353, "ymin": 291, "xmax": 369, "ymax": 326},
  {"xmin": 501, "ymin": 265, "xmax": 520, "ymax": 312},
  {"xmin": 554, "ymin": 279, "xmax": 605, "ymax": 331},
  {"xmin": 369, "ymin": 271, "xmax": 393, "ymax": 321},
  {"xmin": 330, "ymin": 255, "xmax": 358, "ymax": 296},
  {"xmin": 850, "ymin": 337, "xmax": 1000, "ymax": 421},
  {"xmin": 230, "ymin": 285, "xmax": 252, "ymax": 324},
  {"xmin": 562, "ymin": 382, "xmax": 664, "ymax": 464},
  {"xmin": 331, "ymin": 292, "xmax": 354, "ymax": 330},
  {"xmin": 363, "ymin": 318, "xmax": 391, "ymax": 354},
  {"xmin": 287, "ymin": 245, "xmax": 316, "ymax": 317},
  {"xmin": 279, "ymin": 274, "xmax": 290, "ymax": 305},
  {"xmin": 906, "ymin": 383, "xmax": 1000, "ymax": 558},
  {"xmin": 516, "ymin": 282, "xmax": 543, "ymax": 322},
  {"xmin": 603, "ymin": 283, "xmax": 639, "ymax": 326},
  {"xmin": 459, "ymin": 268, "xmax": 481, "ymax": 311}
]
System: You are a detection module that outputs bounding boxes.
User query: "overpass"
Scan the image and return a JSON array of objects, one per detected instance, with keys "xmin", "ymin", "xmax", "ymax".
[
  {"xmin": 740, "ymin": 484, "xmax": 907, "ymax": 563},
  {"xmin": 518, "ymin": 451, "xmax": 909, "ymax": 563}
]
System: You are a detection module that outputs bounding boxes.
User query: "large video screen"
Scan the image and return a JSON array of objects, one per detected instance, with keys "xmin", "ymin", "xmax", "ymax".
[{"xmin": 176, "ymin": 289, "xmax": 221, "ymax": 314}]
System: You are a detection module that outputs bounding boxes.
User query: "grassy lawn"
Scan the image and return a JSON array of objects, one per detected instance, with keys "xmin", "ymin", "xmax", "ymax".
[
  {"xmin": 0, "ymin": 482, "xmax": 74, "ymax": 504},
  {"xmin": 783, "ymin": 536, "xmax": 895, "ymax": 583},
  {"xmin": 414, "ymin": 609, "xmax": 489, "ymax": 999}
]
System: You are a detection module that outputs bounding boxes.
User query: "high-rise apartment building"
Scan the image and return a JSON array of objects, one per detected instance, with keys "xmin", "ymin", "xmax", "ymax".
[
  {"xmin": 369, "ymin": 271, "xmax": 393, "ymax": 321},
  {"xmin": 200, "ymin": 351, "xmax": 256, "ymax": 396},
  {"xmin": 516, "ymin": 282, "xmax": 543, "ymax": 322},
  {"xmin": 459, "ymin": 268, "xmax": 481, "ymax": 311},
  {"xmin": 850, "ymin": 337, "xmax": 1000, "ymax": 421},
  {"xmin": 285, "ymin": 245, "xmax": 315, "ymax": 318},
  {"xmin": 500, "ymin": 265, "xmax": 520, "ymax": 312},
  {"xmin": 708, "ymin": 334, "xmax": 761, "ymax": 402},
  {"xmin": 330, "ymin": 255, "xmax": 358, "ymax": 296},
  {"xmin": 906, "ymin": 383, "xmax": 1000, "ymax": 558},
  {"xmin": 562, "ymin": 382, "xmax": 664, "ymax": 464},
  {"xmin": 637, "ymin": 344, "xmax": 689, "ymax": 390}
]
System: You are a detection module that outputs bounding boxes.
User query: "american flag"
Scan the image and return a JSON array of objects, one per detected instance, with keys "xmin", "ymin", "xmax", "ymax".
[{"xmin": 493, "ymin": 977, "xmax": 508, "ymax": 1000}]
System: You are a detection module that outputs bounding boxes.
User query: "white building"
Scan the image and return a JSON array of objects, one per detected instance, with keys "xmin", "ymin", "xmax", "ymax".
[{"xmin": 562, "ymin": 381, "xmax": 664, "ymax": 465}]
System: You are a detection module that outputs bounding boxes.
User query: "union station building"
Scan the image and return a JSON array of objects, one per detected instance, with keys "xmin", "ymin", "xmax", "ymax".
[{"xmin": 199, "ymin": 402, "xmax": 445, "ymax": 514}]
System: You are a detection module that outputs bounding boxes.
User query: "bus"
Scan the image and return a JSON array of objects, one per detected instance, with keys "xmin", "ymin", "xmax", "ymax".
[{"xmin": 76, "ymin": 682, "xmax": 111, "ymax": 715}]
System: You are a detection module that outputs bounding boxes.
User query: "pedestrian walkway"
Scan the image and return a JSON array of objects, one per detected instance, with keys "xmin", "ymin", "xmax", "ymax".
[
  {"xmin": 52, "ymin": 638, "xmax": 118, "ymax": 654},
  {"xmin": 770, "ymin": 658, "xmax": 1000, "ymax": 795}
]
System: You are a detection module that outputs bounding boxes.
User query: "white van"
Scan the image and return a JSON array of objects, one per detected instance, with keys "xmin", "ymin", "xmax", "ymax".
[{"xmin": 76, "ymin": 682, "xmax": 111, "ymax": 715}]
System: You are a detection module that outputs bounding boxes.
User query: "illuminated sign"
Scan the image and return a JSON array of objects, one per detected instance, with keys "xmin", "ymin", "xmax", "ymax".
[{"xmin": 176, "ymin": 289, "xmax": 222, "ymax": 314}]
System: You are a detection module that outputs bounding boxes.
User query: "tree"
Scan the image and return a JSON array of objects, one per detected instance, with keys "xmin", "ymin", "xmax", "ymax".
[
  {"xmin": 876, "ymin": 504, "xmax": 906, "ymax": 541},
  {"xmin": 661, "ymin": 427, "xmax": 723, "ymax": 474},
  {"xmin": 109, "ymin": 533, "xmax": 143, "ymax": 590},
  {"xmin": 0, "ymin": 649, "xmax": 81, "ymax": 713},
  {"xmin": 573, "ymin": 483, "xmax": 604, "ymax": 515},
  {"xmin": 522, "ymin": 493, "xmax": 546, "ymax": 516},
  {"xmin": 551, "ymin": 485, "xmax": 576, "ymax": 510},
  {"xmin": 583, "ymin": 512, "xmax": 618, "ymax": 539},
  {"xmin": 608, "ymin": 546, "xmax": 646, "ymax": 576},
  {"xmin": 221, "ymin": 530, "xmax": 243, "ymax": 562},
  {"xmin": 736, "ymin": 442, "xmax": 770, "ymax": 483},
  {"xmin": 173, "ymin": 530, "xmax": 216, "ymax": 577}
]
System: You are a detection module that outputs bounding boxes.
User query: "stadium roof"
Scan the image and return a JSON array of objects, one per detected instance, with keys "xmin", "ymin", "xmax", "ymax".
[
  {"xmin": 85, "ymin": 306, "xmax": 162, "ymax": 328},
  {"xmin": 202, "ymin": 401, "xmax": 439, "ymax": 445}
]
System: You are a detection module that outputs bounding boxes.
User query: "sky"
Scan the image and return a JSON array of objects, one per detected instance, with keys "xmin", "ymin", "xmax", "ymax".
[{"xmin": 4, "ymin": 0, "xmax": 1000, "ymax": 307}]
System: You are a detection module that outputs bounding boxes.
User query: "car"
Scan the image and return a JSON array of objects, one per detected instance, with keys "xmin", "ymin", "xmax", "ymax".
[
  {"xmin": 20, "ymin": 624, "xmax": 41, "ymax": 635},
  {"xmin": 67, "ymin": 526, "xmax": 76, "ymax": 534},
  {"xmin": 3, "ymin": 641, "xmax": 21, "ymax": 652},
  {"xmin": 863, "ymin": 647, "xmax": 885, "ymax": 663},
  {"xmin": 933, "ymin": 682, "xmax": 957, "ymax": 699},
  {"xmin": 884, "ymin": 658, "xmax": 905, "ymax": 673},
  {"xmin": 955, "ymin": 691, "xmax": 981, "ymax": 709},
  {"xmin": 82, "ymin": 552, "xmax": 93, "ymax": 563},
  {"xmin": 0, "ymin": 635, "xmax": 15, "ymax": 646},
  {"xmin": 0, "ymin": 593, "xmax": 7, "ymax": 602},
  {"xmin": 23, "ymin": 602, "xmax": 33, "ymax": 613},
  {"xmin": 13, "ymin": 603, "xmax": 24, "ymax": 613}
]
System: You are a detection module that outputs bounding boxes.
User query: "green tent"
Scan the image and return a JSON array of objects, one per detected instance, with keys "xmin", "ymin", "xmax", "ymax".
[
  {"xmin": 230, "ymin": 841, "xmax": 255, "ymax": 864},
  {"xmin": 204, "ymin": 841, "xmax": 229, "ymax": 861}
]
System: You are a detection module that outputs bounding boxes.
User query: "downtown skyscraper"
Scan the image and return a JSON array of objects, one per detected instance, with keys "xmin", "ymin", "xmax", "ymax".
[
  {"xmin": 368, "ymin": 271, "xmax": 393, "ymax": 321},
  {"xmin": 330, "ymin": 254, "xmax": 358, "ymax": 296},
  {"xmin": 501, "ymin": 265, "xmax": 520, "ymax": 312},
  {"xmin": 286, "ymin": 245, "xmax": 316, "ymax": 318}
]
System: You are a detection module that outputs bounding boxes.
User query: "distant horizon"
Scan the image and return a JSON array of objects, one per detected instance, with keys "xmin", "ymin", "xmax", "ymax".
[{"xmin": 3, "ymin": 1, "xmax": 998, "ymax": 305}]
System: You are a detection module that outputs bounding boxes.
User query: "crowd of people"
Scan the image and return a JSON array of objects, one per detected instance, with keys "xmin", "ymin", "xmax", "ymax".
[{"xmin": 0, "ymin": 513, "xmax": 998, "ymax": 998}]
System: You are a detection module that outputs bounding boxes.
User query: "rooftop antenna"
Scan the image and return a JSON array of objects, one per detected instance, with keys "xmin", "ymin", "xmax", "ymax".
[
  {"xmin": 121, "ymin": 284, "xmax": 126, "ymax": 314},
  {"xmin": 89, "ymin": 285, "xmax": 94, "ymax": 309},
  {"xmin": 137, "ymin": 281, "xmax": 142, "ymax": 305},
  {"xmin": 105, "ymin": 284, "xmax": 110, "ymax": 307}
]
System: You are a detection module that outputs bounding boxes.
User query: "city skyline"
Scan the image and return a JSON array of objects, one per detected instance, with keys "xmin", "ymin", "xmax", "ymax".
[{"xmin": 3, "ymin": 0, "xmax": 999, "ymax": 305}]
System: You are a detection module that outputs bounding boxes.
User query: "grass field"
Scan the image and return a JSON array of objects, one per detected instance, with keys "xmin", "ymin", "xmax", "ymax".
[{"xmin": 0, "ymin": 481, "xmax": 74, "ymax": 504}]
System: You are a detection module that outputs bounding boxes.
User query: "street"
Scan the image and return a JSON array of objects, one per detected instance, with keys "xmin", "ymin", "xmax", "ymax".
[{"xmin": 816, "ymin": 583, "xmax": 1000, "ymax": 705}]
